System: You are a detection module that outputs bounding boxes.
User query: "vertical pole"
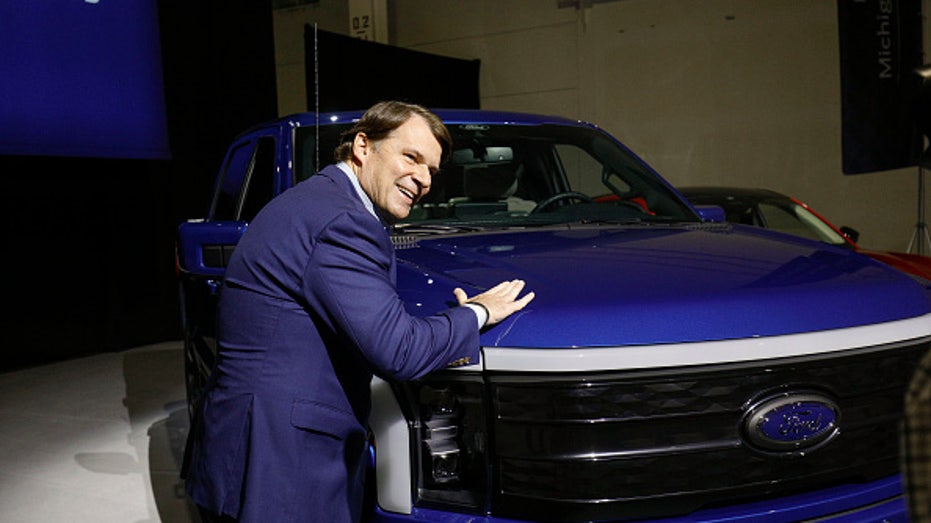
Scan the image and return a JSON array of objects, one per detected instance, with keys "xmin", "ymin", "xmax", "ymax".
[{"xmin": 908, "ymin": 165, "xmax": 930, "ymax": 255}]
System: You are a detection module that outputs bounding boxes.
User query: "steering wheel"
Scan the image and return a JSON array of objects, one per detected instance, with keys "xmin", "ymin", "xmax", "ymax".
[{"xmin": 531, "ymin": 191, "xmax": 595, "ymax": 214}]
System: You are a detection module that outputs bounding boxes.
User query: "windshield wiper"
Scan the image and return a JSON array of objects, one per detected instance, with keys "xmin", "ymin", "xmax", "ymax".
[{"xmin": 392, "ymin": 223, "xmax": 490, "ymax": 236}]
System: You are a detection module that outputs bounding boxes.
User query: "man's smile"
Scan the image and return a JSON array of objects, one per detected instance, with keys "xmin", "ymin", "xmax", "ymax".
[{"xmin": 397, "ymin": 184, "xmax": 417, "ymax": 203}]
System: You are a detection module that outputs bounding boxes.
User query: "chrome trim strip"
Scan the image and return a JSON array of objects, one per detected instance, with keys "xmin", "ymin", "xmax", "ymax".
[{"xmin": 482, "ymin": 313, "xmax": 931, "ymax": 372}]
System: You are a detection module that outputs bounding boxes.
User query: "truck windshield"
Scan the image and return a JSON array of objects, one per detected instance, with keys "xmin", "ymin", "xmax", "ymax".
[
  {"xmin": 295, "ymin": 121, "xmax": 699, "ymax": 228},
  {"xmin": 405, "ymin": 123, "xmax": 697, "ymax": 227}
]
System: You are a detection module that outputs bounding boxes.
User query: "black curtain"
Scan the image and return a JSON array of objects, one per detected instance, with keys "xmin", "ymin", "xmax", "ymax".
[
  {"xmin": 837, "ymin": 0, "xmax": 924, "ymax": 174},
  {"xmin": 305, "ymin": 26, "xmax": 480, "ymax": 112},
  {"xmin": 0, "ymin": 1, "xmax": 278, "ymax": 372}
]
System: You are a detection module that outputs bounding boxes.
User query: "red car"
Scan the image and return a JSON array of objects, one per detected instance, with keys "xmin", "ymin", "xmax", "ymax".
[{"xmin": 679, "ymin": 186, "xmax": 931, "ymax": 280}]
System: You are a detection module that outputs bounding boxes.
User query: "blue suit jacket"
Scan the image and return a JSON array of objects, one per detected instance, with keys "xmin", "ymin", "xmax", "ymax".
[{"xmin": 182, "ymin": 165, "xmax": 480, "ymax": 522}]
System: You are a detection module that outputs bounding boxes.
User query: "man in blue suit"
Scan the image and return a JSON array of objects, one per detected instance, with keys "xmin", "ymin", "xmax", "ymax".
[{"xmin": 182, "ymin": 101, "xmax": 535, "ymax": 522}]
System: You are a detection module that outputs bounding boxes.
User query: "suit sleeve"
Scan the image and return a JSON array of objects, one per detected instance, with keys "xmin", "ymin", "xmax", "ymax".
[{"xmin": 302, "ymin": 211, "xmax": 480, "ymax": 381}]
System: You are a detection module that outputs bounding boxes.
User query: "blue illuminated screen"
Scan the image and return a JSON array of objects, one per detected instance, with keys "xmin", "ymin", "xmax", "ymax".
[{"xmin": 0, "ymin": 0, "xmax": 170, "ymax": 159}]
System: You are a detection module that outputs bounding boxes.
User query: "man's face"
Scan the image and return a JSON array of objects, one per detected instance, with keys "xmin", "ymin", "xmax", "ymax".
[{"xmin": 354, "ymin": 114, "xmax": 441, "ymax": 222}]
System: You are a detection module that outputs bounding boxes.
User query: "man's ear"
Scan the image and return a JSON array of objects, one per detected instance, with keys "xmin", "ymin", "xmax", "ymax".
[{"xmin": 352, "ymin": 132, "xmax": 369, "ymax": 160}]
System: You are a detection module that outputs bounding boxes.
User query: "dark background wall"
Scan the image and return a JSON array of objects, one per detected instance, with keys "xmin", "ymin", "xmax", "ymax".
[{"xmin": 0, "ymin": 1, "xmax": 277, "ymax": 372}]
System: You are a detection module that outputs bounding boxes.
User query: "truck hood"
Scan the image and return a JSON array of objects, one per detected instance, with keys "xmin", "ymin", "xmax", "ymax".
[{"xmin": 394, "ymin": 223, "xmax": 931, "ymax": 347}]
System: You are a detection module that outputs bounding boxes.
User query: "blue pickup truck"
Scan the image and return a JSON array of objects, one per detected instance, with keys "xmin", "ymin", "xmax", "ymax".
[{"xmin": 176, "ymin": 108, "xmax": 931, "ymax": 522}]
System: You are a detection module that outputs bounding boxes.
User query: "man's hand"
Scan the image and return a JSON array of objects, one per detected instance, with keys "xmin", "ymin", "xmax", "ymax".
[{"xmin": 454, "ymin": 279, "xmax": 535, "ymax": 327}]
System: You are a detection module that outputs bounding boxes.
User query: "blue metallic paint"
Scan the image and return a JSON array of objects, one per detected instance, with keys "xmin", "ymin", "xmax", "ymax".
[
  {"xmin": 396, "ymin": 225, "xmax": 931, "ymax": 347},
  {"xmin": 371, "ymin": 475, "xmax": 906, "ymax": 523}
]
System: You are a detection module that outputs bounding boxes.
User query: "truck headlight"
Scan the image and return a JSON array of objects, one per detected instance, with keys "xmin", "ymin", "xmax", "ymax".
[{"xmin": 400, "ymin": 374, "xmax": 489, "ymax": 513}]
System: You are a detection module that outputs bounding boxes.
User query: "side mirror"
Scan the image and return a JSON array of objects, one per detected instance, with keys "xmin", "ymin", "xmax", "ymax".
[
  {"xmin": 694, "ymin": 205, "xmax": 726, "ymax": 223},
  {"xmin": 839, "ymin": 226, "xmax": 860, "ymax": 244}
]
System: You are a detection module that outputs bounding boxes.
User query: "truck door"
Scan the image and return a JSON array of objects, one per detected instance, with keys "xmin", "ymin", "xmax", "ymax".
[{"xmin": 176, "ymin": 133, "xmax": 278, "ymax": 416}]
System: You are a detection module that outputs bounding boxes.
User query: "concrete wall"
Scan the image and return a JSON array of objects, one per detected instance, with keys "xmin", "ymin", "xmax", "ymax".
[{"xmin": 272, "ymin": 0, "xmax": 930, "ymax": 254}]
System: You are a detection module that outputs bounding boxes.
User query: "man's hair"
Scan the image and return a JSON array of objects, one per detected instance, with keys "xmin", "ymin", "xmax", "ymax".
[{"xmin": 334, "ymin": 100, "xmax": 452, "ymax": 164}]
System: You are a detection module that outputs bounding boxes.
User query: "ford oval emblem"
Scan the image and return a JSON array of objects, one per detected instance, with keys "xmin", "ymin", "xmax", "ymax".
[{"xmin": 741, "ymin": 391, "xmax": 840, "ymax": 455}]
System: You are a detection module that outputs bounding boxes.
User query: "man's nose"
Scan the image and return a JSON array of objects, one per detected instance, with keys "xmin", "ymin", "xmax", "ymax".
[{"xmin": 413, "ymin": 165, "xmax": 432, "ymax": 191}]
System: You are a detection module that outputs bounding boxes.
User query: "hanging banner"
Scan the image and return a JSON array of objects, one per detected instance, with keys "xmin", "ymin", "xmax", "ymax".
[
  {"xmin": 837, "ymin": 0, "xmax": 923, "ymax": 174},
  {"xmin": 305, "ymin": 26, "xmax": 480, "ymax": 113}
]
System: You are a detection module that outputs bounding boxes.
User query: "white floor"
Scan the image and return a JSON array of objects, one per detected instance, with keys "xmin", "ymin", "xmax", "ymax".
[{"xmin": 0, "ymin": 341, "xmax": 200, "ymax": 523}]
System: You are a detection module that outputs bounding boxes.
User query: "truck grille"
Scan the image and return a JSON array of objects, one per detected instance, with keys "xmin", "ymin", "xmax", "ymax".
[{"xmin": 486, "ymin": 338, "xmax": 930, "ymax": 522}]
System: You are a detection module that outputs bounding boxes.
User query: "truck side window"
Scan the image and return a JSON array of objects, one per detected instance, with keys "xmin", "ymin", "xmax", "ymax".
[
  {"xmin": 294, "ymin": 124, "xmax": 353, "ymax": 182},
  {"xmin": 210, "ymin": 136, "xmax": 277, "ymax": 222},
  {"xmin": 240, "ymin": 137, "xmax": 276, "ymax": 222},
  {"xmin": 211, "ymin": 141, "xmax": 254, "ymax": 221}
]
